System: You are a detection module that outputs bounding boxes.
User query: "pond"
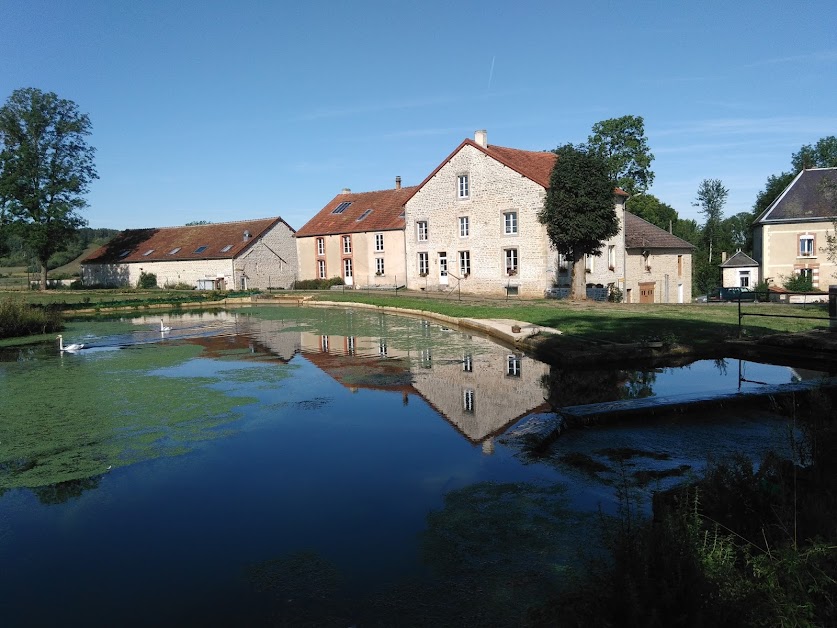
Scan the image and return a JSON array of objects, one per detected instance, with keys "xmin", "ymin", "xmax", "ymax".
[{"xmin": 0, "ymin": 307, "xmax": 823, "ymax": 626}]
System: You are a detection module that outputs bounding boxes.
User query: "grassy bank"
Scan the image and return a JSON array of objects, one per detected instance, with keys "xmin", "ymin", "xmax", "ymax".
[
  {"xmin": 304, "ymin": 291, "xmax": 828, "ymax": 345},
  {"xmin": 0, "ymin": 295, "xmax": 63, "ymax": 339}
]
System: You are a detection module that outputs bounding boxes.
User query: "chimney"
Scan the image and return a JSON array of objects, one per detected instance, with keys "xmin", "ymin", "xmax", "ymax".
[
  {"xmin": 395, "ymin": 176, "xmax": 401, "ymax": 190},
  {"xmin": 341, "ymin": 187, "xmax": 351, "ymax": 194},
  {"xmin": 721, "ymin": 251, "xmax": 727, "ymax": 263},
  {"xmin": 474, "ymin": 129, "xmax": 487, "ymax": 147}
]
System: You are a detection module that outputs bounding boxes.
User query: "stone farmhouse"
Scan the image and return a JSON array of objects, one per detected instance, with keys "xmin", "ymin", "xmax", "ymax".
[
  {"xmin": 81, "ymin": 217, "xmax": 297, "ymax": 290},
  {"xmin": 753, "ymin": 168, "xmax": 837, "ymax": 290},
  {"xmin": 295, "ymin": 181, "xmax": 418, "ymax": 287},
  {"xmin": 402, "ymin": 130, "xmax": 693, "ymax": 302}
]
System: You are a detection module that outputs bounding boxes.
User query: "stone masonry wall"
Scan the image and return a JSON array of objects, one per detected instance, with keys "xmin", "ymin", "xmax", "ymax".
[{"xmin": 624, "ymin": 248, "xmax": 692, "ymax": 303}]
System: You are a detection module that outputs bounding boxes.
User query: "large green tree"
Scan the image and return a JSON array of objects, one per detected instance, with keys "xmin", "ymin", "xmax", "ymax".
[
  {"xmin": 625, "ymin": 193, "xmax": 677, "ymax": 231},
  {"xmin": 539, "ymin": 143, "xmax": 619, "ymax": 300},
  {"xmin": 587, "ymin": 115, "xmax": 654, "ymax": 196},
  {"xmin": 792, "ymin": 136, "xmax": 837, "ymax": 171},
  {"xmin": 0, "ymin": 88, "xmax": 97, "ymax": 289},
  {"xmin": 693, "ymin": 179, "xmax": 728, "ymax": 264}
]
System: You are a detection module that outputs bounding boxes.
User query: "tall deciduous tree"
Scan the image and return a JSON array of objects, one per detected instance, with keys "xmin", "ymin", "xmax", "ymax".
[
  {"xmin": 693, "ymin": 179, "xmax": 728, "ymax": 264},
  {"xmin": 587, "ymin": 115, "xmax": 654, "ymax": 196},
  {"xmin": 791, "ymin": 136, "xmax": 837, "ymax": 171},
  {"xmin": 625, "ymin": 193, "xmax": 678, "ymax": 232},
  {"xmin": 0, "ymin": 88, "xmax": 97, "ymax": 290},
  {"xmin": 538, "ymin": 143, "xmax": 619, "ymax": 300}
]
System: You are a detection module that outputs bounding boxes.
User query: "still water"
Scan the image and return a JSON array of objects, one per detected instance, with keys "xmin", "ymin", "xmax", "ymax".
[{"xmin": 0, "ymin": 307, "xmax": 816, "ymax": 626}]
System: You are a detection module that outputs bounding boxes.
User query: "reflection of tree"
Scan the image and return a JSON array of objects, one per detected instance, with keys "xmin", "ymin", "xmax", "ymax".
[
  {"xmin": 31, "ymin": 476, "xmax": 101, "ymax": 505},
  {"xmin": 542, "ymin": 366, "xmax": 658, "ymax": 407}
]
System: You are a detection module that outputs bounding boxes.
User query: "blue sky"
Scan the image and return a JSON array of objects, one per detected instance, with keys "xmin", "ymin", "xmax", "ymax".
[{"xmin": 1, "ymin": 0, "xmax": 834, "ymax": 230}]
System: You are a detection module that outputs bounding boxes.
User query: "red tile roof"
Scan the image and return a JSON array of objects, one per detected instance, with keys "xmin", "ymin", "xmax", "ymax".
[
  {"xmin": 82, "ymin": 217, "xmax": 291, "ymax": 264},
  {"xmin": 295, "ymin": 185, "xmax": 418, "ymax": 238},
  {"xmin": 406, "ymin": 138, "xmax": 629, "ymax": 199}
]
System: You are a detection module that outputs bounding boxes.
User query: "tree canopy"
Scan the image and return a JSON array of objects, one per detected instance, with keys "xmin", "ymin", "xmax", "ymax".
[
  {"xmin": 693, "ymin": 179, "xmax": 728, "ymax": 264},
  {"xmin": 625, "ymin": 194, "xmax": 677, "ymax": 232},
  {"xmin": 587, "ymin": 115, "xmax": 654, "ymax": 196},
  {"xmin": 539, "ymin": 143, "xmax": 619, "ymax": 300},
  {"xmin": 0, "ymin": 88, "xmax": 97, "ymax": 289},
  {"xmin": 792, "ymin": 136, "xmax": 837, "ymax": 171}
]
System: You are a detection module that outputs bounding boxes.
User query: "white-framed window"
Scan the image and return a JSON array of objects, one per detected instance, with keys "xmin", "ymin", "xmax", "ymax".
[
  {"xmin": 375, "ymin": 257, "xmax": 385, "ymax": 275},
  {"xmin": 379, "ymin": 340, "xmax": 388, "ymax": 357},
  {"xmin": 799, "ymin": 234, "xmax": 815, "ymax": 257},
  {"xmin": 459, "ymin": 250, "xmax": 471, "ymax": 276},
  {"xmin": 346, "ymin": 336, "xmax": 355, "ymax": 355},
  {"xmin": 739, "ymin": 270, "xmax": 750, "ymax": 287},
  {"xmin": 505, "ymin": 248, "xmax": 518, "ymax": 275},
  {"xmin": 558, "ymin": 254, "xmax": 570, "ymax": 271},
  {"xmin": 506, "ymin": 354, "xmax": 521, "ymax": 377},
  {"xmin": 418, "ymin": 252, "xmax": 429, "ymax": 276},
  {"xmin": 317, "ymin": 259, "xmax": 326, "ymax": 279},
  {"xmin": 417, "ymin": 221, "xmax": 428, "ymax": 242},
  {"xmin": 343, "ymin": 257, "xmax": 353, "ymax": 278},
  {"xmin": 585, "ymin": 254, "xmax": 594, "ymax": 273},
  {"xmin": 608, "ymin": 245, "xmax": 616, "ymax": 270},
  {"xmin": 457, "ymin": 174, "xmax": 469, "ymax": 199},
  {"xmin": 320, "ymin": 335, "xmax": 329, "ymax": 352},
  {"xmin": 420, "ymin": 349, "xmax": 432, "ymax": 369},
  {"xmin": 342, "ymin": 235, "xmax": 352, "ymax": 254},
  {"xmin": 463, "ymin": 389, "xmax": 475, "ymax": 413},
  {"xmin": 504, "ymin": 211, "xmax": 518, "ymax": 235},
  {"xmin": 459, "ymin": 216, "xmax": 470, "ymax": 237},
  {"xmin": 375, "ymin": 233, "xmax": 384, "ymax": 251},
  {"xmin": 316, "ymin": 238, "xmax": 325, "ymax": 256},
  {"xmin": 462, "ymin": 353, "xmax": 473, "ymax": 373}
]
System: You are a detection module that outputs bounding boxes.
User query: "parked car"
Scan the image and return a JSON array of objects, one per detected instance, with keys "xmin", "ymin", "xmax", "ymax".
[{"xmin": 706, "ymin": 286, "xmax": 757, "ymax": 302}]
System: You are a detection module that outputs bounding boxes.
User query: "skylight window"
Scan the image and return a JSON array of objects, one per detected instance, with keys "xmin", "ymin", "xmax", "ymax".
[
  {"xmin": 168, "ymin": 247, "xmax": 181, "ymax": 255},
  {"xmin": 194, "ymin": 246, "xmax": 208, "ymax": 254},
  {"xmin": 220, "ymin": 244, "xmax": 233, "ymax": 252},
  {"xmin": 332, "ymin": 201, "xmax": 352, "ymax": 214},
  {"xmin": 356, "ymin": 209, "xmax": 373, "ymax": 221},
  {"xmin": 142, "ymin": 249, "xmax": 155, "ymax": 256},
  {"xmin": 118, "ymin": 250, "xmax": 130, "ymax": 258}
]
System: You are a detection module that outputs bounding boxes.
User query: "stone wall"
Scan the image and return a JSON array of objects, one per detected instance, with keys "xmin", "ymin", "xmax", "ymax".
[{"xmin": 624, "ymin": 248, "xmax": 692, "ymax": 303}]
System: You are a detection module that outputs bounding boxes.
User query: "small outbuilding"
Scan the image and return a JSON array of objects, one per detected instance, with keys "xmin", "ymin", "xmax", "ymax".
[
  {"xmin": 720, "ymin": 251, "xmax": 760, "ymax": 288},
  {"xmin": 81, "ymin": 217, "xmax": 297, "ymax": 290}
]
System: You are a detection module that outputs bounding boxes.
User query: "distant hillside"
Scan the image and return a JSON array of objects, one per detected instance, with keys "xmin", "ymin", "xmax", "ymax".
[
  {"xmin": 50, "ymin": 242, "xmax": 106, "ymax": 277},
  {"xmin": 0, "ymin": 227, "xmax": 118, "ymax": 270}
]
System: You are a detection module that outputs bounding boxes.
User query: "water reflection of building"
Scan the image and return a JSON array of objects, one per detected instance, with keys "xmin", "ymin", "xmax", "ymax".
[{"xmin": 299, "ymin": 330, "xmax": 549, "ymax": 447}]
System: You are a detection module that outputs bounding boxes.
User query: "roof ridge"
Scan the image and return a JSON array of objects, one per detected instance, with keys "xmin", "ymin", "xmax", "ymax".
[{"xmin": 153, "ymin": 217, "xmax": 279, "ymax": 230}]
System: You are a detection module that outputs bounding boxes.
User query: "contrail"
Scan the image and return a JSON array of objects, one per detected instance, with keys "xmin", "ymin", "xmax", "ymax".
[{"xmin": 488, "ymin": 55, "xmax": 495, "ymax": 91}]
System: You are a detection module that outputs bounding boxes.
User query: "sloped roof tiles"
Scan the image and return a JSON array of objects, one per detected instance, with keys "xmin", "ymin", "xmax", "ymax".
[
  {"xmin": 295, "ymin": 185, "xmax": 419, "ymax": 238},
  {"xmin": 757, "ymin": 168, "xmax": 837, "ymax": 223},
  {"xmin": 624, "ymin": 212, "xmax": 694, "ymax": 250},
  {"xmin": 82, "ymin": 217, "xmax": 290, "ymax": 264}
]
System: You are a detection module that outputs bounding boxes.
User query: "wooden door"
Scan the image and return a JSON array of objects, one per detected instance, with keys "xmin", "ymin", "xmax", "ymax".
[{"xmin": 639, "ymin": 282, "xmax": 655, "ymax": 303}]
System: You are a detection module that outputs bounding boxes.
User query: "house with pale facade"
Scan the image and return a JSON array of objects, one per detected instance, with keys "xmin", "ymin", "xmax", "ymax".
[
  {"xmin": 402, "ymin": 130, "xmax": 693, "ymax": 302},
  {"xmin": 81, "ymin": 217, "xmax": 297, "ymax": 290},
  {"xmin": 753, "ymin": 168, "xmax": 837, "ymax": 290},
  {"xmin": 295, "ymin": 180, "xmax": 418, "ymax": 287},
  {"xmin": 720, "ymin": 251, "xmax": 760, "ymax": 288}
]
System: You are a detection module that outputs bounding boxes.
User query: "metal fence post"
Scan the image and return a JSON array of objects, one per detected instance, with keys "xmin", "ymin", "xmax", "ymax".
[{"xmin": 830, "ymin": 285, "xmax": 837, "ymax": 331}]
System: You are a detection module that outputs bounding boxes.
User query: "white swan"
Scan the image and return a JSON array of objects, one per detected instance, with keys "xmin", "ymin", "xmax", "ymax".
[
  {"xmin": 57, "ymin": 335, "xmax": 84, "ymax": 352},
  {"xmin": 160, "ymin": 319, "xmax": 171, "ymax": 332}
]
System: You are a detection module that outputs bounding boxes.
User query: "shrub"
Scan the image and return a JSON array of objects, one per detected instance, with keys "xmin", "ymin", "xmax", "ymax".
[
  {"xmin": 783, "ymin": 273, "xmax": 814, "ymax": 292},
  {"xmin": 137, "ymin": 271, "xmax": 158, "ymax": 289},
  {"xmin": 293, "ymin": 277, "xmax": 344, "ymax": 290},
  {"xmin": 0, "ymin": 295, "xmax": 63, "ymax": 339}
]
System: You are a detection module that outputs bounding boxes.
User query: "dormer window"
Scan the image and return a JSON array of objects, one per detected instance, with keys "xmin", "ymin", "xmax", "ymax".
[
  {"xmin": 194, "ymin": 246, "xmax": 208, "ymax": 254},
  {"xmin": 142, "ymin": 249, "xmax": 154, "ymax": 256},
  {"xmin": 357, "ymin": 209, "xmax": 373, "ymax": 221},
  {"xmin": 220, "ymin": 244, "xmax": 233, "ymax": 253},
  {"xmin": 457, "ymin": 174, "xmax": 469, "ymax": 199},
  {"xmin": 332, "ymin": 201, "xmax": 352, "ymax": 214},
  {"xmin": 168, "ymin": 247, "xmax": 181, "ymax": 255}
]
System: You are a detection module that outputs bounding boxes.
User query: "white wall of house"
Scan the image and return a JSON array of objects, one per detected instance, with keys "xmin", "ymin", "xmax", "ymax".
[
  {"xmin": 755, "ymin": 221, "xmax": 835, "ymax": 289},
  {"xmin": 721, "ymin": 266, "xmax": 759, "ymax": 288},
  {"xmin": 404, "ymin": 144, "xmax": 552, "ymax": 297}
]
